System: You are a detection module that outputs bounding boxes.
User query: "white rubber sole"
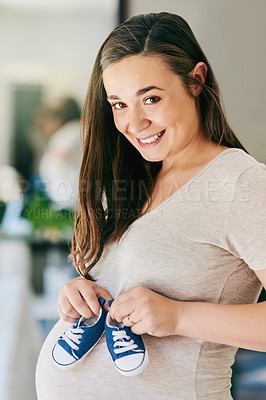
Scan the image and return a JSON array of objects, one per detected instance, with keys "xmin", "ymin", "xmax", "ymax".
[{"xmin": 115, "ymin": 350, "xmax": 149, "ymax": 377}]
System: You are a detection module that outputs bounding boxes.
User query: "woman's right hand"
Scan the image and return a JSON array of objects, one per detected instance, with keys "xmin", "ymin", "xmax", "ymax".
[{"xmin": 57, "ymin": 276, "xmax": 113, "ymax": 323}]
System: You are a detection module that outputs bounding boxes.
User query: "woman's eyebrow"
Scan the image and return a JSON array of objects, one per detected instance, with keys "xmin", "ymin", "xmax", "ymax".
[
  {"xmin": 136, "ymin": 85, "xmax": 164, "ymax": 96},
  {"xmin": 107, "ymin": 86, "xmax": 164, "ymax": 101}
]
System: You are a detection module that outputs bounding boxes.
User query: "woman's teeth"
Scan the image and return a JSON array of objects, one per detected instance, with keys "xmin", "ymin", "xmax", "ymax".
[{"xmin": 139, "ymin": 130, "xmax": 165, "ymax": 144}]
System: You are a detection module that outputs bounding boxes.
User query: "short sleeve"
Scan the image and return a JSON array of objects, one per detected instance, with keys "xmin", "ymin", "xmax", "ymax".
[{"xmin": 223, "ymin": 162, "xmax": 266, "ymax": 271}]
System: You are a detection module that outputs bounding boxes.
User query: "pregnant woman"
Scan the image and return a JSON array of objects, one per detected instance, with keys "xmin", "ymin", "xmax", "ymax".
[{"xmin": 36, "ymin": 12, "xmax": 266, "ymax": 400}]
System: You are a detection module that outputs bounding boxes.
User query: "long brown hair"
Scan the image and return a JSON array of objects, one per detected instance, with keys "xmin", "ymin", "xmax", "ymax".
[{"xmin": 71, "ymin": 12, "xmax": 247, "ymax": 278}]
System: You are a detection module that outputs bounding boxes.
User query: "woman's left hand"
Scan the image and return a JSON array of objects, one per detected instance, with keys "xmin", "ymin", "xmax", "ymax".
[{"xmin": 109, "ymin": 286, "xmax": 179, "ymax": 337}]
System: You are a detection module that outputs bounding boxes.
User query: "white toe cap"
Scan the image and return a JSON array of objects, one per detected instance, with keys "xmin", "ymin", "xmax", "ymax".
[
  {"xmin": 52, "ymin": 344, "xmax": 76, "ymax": 366},
  {"xmin": 115, "ymin": 353, "xmax": 145, "ymax": 375}
]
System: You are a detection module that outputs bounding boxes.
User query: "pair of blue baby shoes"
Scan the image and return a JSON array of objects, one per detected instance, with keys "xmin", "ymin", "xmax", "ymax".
[{"xmin": 52, "ymin": 297, "xmax": 149, "ymax": 376}]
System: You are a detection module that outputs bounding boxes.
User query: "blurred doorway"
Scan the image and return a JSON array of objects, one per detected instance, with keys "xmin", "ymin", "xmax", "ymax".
[{"xmin": 11, "ymin": 84, "xmax": 43, "ymax": 180}]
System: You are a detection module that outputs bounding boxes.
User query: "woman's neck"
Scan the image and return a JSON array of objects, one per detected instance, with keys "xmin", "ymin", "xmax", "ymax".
[{"xmin": 160, "ymin": 135, "xmax": 226, "ymax": 176}]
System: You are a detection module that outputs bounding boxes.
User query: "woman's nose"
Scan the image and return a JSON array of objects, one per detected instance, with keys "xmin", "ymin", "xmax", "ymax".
[{"xmin": 127, "ymin": 107, "xmax": 150, "ymax": 135}]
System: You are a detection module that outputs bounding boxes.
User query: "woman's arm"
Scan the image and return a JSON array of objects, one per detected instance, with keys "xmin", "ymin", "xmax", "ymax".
[
  {"xmin": 57, "ymin": 272, "xmax": 266, "ymax": 352},
  {"xmin": 110, "ymin": 269, "xmax": 266, "ymax": 352},
  {"xmin": 177, "ymin": 298, "xmax": 266, "ymax": 352},
  {"xmin": 177, "ymin": 268, "xmax": 266, "ymax": 351}
]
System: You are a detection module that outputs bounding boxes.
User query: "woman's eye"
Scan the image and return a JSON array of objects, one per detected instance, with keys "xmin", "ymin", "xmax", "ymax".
[
  {"xmin": 112, "ymin": 102, "xmax": 126, "ymax": 110},
  {"xmin": 144, "ymin": 96, "xmax": 160, "ymax": 104}
]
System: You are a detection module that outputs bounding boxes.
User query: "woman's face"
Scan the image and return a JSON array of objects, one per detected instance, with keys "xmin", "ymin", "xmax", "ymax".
[{"xmin": 103, "ymin": 55, "xmax": 203, "ymax": 164}]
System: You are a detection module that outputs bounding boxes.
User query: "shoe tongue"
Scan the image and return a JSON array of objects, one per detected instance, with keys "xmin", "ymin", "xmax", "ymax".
[
  {"xmin": 78, "ymin": 315, "xmax": 98, "ymax": 327},
  {"xmin": 108, "ymin": 317, "xmax": 123, "ymax": 330},
  {"xmin": 108, "ymin": 299, "xmax": 114, "ymax": 307},
  {"xmin": 76, "ymin": 317, "xmax": 86, "ymax": 328}
]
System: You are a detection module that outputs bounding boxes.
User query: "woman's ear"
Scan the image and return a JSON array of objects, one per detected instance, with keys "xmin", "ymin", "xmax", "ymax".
[{"xmin": 190, "ymin": 62, "xmax": 208, "ymax": 96}]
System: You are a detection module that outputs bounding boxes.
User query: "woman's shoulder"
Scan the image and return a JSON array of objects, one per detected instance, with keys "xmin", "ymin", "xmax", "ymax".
[
  {"xmin": 212, "ymin": 148, "xmax": 266, "ymax": 182},
  {"xmin": 217, "ymin": 149, "xmax": 266, "ymax": 209}
]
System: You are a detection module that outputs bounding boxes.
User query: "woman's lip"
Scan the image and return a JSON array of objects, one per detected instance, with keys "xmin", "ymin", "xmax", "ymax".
[
  {"xmin": 137, "ymin": 130, "xmax": 165, "ymax": 140},
  {"xmin": 136, "ymin": 129, "xmax": 166, "ymax": 148}
]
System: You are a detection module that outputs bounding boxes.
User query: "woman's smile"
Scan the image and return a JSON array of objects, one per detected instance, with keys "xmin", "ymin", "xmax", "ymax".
[{"xmin": 137, "ymin": 129, "xmax": 166, "ymax": 147}]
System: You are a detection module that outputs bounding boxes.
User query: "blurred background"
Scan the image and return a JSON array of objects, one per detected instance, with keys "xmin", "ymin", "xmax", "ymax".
[{"xmin": 0, "ymin": 1, "xmax": 265, "ymax": 399}]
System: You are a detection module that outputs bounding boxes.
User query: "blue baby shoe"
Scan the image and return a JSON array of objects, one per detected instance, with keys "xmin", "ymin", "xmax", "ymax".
[
  {"xmin": 52, "ymin": 296, "xmax": 106, "ymax": 367},
  {"xmin": 105, "ymin": 300, "xmax": 149, "ymax": 376}
]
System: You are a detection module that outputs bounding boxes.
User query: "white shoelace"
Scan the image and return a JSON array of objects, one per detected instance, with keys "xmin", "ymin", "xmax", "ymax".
[
  {"xmin": 112, "ymin": 329, "xmax": 138, "ymax": 354},
  {"xmin": 61, "ymin": 327, "xmax": 84, "ymax": 351}
]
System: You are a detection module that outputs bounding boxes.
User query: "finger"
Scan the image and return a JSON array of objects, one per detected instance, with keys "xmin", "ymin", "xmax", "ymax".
[
  {"xmin": 110, "ymin": 286, "xmax": 147, "ymax": 320},
  {"xmin": 130, "ymin": 320, "xmax": 147, "ymax": 336},
  {"xmin": 112, "ymin": 289, "xmax": 134, "ymax": 306},
  {"xmin": 67, "ymin": 278, "xmax": 100, "ymax": 318},
  {"xmin": 58, "ymin": 295, "xmax": 82, "ymax": 318},
  {"xmin": 92, "ymin": 284, "xmax": 113, "ymax": 312},
  {"xmin": 68, "ymin": 290, "xmax": 97, "ymax": 319},
  {"xmin": 71, "ymin": 280, "xmax": 110, "ymax": 316},
  {"xmin": 122, "ymin": 312, "xmax": 139, "ymax": 327},
  {"xmin": 110, "ymin": 297, "xmax": 135, "ymax": 322},
  {"xmin": 57, "ymin": 300, "xmax": 79, "ymax": 323},
  {"xmin": 62, "ymin": 278, "xmax": 99, "ymax": 317},
  {"xmin": 59, "ymin": 281, "xmax": 95, "ymax": 319}
]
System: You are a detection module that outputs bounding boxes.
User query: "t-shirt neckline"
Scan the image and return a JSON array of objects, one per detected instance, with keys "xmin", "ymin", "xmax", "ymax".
[{"xmin": 135, "ymin": 148, "xmax": 237, "ymax": 223}]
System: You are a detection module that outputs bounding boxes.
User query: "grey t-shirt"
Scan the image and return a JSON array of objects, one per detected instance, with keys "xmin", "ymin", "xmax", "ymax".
[{"xmin": 36, "ymin": 149, "xmax": 266, "ymax": 400}]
